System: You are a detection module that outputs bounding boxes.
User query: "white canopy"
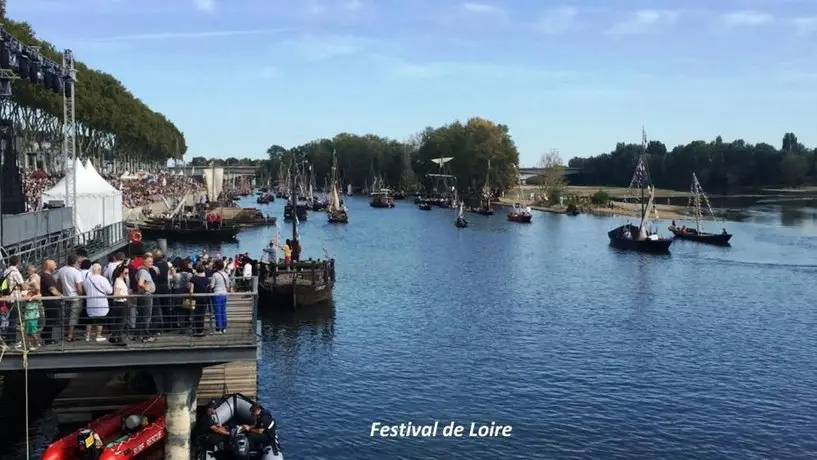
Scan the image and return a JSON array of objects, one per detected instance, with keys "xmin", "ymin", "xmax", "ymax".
[{"xmin": 42, "ymin": 158, "xmax": 124, "ymax": 233}]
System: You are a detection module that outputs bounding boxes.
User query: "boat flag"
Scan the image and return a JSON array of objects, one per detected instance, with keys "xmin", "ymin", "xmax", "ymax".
[{"xmin": 635, "ymin": 160, "xmax": 647, "ymax": 185}]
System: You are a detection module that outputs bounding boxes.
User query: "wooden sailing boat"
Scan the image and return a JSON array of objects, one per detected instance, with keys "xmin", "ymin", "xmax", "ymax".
[
  {"xmin": 369, "ymin": 174, "xmax": 395, "ymax": 208},
  {"xmin": 607, "ymin": 128, "xmax": 672, "ymax": 253},
  {"xmin": 284, "ymin": 157, "xmax": 309, "ymax": 222},
  {"xmin": 471, "ymin": 159, "xmax": 494, "ymax": 215},
  {"xmin": 327, "ymin": 152, "xmax": 349, "ymax": 224},
  {"xmin": 668, "ymin": 173, "xmax": 732, "ymax": 245},
  {"xmin": 507, "ymin": 164, "xmax": 532, "ymax": 223},
  {"xmin": 454, "ymin": 201, "xmax": 468, "ymax": 228},
  {"xmin": 259, "ymin": 158, "xmax": 336, "ymax": 309},
  {"xmin": 425, "ymin": 156, "xmax": 456, "ymax": 208}
]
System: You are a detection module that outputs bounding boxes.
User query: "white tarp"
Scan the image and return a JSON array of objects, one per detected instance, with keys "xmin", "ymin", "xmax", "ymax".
[{"xmin": 42, "ymin": 158, "xmax": 122, "ymax": 233}]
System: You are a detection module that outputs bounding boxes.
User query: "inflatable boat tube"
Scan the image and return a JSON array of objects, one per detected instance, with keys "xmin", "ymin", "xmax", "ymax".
[{"xmin": 200, "ymin": 393, "xmax": 283, "ymax": 460}]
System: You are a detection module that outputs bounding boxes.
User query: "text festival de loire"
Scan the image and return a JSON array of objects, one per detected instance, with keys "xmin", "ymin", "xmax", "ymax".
[{"xmin": 370, "ymin": 422, "xmax": 513, "ymax": 438}]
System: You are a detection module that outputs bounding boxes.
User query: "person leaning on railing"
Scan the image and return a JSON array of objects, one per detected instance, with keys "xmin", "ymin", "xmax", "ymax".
[
  {"xmin": 1, "ymin": 255, "xmax": 26, "ymax": 350},
  {"xmin": 108, "ymin": 264, "xmax": 130, "ymax": 346}
]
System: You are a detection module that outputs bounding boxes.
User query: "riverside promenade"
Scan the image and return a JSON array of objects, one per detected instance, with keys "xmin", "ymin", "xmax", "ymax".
[{"xmin": 0, "ymin": 278, "xmax": 261, "ymax": 460}]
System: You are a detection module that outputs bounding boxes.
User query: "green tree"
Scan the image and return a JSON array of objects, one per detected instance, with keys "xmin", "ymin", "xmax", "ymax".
[
  {"xmin": 2, "ymin": 16, "xmax": 186, "ymax": 170},
  {"xmin": 568, "ymin": 133, "xmax": 817, "ymax": 190}
]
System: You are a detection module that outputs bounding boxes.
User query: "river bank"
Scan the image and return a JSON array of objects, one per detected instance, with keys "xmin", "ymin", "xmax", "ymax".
[{"xmin": 494, "ymin": 197, "xmax": 689, "ymax": 220}]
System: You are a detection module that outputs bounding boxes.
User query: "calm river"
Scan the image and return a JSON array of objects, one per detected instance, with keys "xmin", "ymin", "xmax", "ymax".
[{"xmin": 10, "ymin": 195, "xmax": 817, "ymax": 459}]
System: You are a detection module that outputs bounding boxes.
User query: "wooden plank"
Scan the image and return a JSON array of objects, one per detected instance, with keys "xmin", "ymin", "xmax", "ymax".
[{"xmin": 197, "ymin": 361, "xmax": 257, "ymax": 403}]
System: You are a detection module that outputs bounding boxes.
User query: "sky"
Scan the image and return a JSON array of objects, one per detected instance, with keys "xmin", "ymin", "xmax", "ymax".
[{"xmin": 8, "ymin": 0, "xmax": 817, "ymax": 166}]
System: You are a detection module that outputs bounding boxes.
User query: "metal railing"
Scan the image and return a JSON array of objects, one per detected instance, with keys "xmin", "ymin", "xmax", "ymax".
[
  {"xmin": 0, "ymin": 275, "xmax": 259, "ymax": 353},
  {"xmin": 0, "ymin": 222, "xmax": 127, "ymax": 271}
]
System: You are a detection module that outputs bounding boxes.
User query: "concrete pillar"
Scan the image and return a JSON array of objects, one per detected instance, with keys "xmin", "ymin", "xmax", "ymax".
[{"xmin": 152, "ymin": 366, "xmax": 202, "ymax": 460}]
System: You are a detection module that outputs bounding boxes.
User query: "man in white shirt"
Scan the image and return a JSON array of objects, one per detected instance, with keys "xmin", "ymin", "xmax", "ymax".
[
  {"xmin": 56, "ymin": 254, "xmax": 85, "ymax": 342},
  {"xmin": 104, "ymin": 252, "xmax": 126, "ymax": 282},
  {"xmin": 1, "ymin": 255, "xmax": 26, "ymax": 349}
]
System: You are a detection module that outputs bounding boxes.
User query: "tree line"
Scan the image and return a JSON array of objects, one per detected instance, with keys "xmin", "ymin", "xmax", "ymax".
[
  {"xmin": 1, "ymin": 10, "xmax": 186, "ymax": 172},
  {"xmin": 567, "ymin": 133, "xmax": 816, "ymax": 191},
  {"xmin": 248, "ymin": 117, "xmax": 521, "ymax": 193}
]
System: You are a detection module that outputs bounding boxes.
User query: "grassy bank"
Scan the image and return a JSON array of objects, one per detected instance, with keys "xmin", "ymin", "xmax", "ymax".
[{"xmin": 495, "ymin": 197, "xmax": 688, "ymax": 220}]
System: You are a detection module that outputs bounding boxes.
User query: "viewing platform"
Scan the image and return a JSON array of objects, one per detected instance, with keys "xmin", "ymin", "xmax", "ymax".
[
  {"xmin": 0, "ymin": 278, "xmax": 260, "ymax": 372},
  {"xmin": 1, "ymin": 210, "xmax": 127, "ymax": 268}
]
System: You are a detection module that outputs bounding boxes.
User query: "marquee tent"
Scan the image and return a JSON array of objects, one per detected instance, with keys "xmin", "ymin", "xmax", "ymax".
[
  {"xmin": 83, "ymin": 159, "xmax": 124, "ymax": 227},
  {"xmin": 41, "ymin": 158, "xmax": 122, "ymax": 233}
]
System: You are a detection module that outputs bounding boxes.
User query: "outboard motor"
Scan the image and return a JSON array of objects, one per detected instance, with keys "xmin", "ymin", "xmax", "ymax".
[
  {"xmin": 231, "ymin": 428, "xmax": 251, "ymax": 459},
  {"xmin": 76, "ymin": 429, "xmax": 102, "ymax": 460}
]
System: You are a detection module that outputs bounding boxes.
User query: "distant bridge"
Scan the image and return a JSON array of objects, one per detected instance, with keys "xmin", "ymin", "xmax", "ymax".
[
  {"xmin": 167, "ymin": 165, "xmax": 257, "ymax": 179},
  {"xmin": 519, "ymin": 167, "xmax": 582, "ymax": 184}
]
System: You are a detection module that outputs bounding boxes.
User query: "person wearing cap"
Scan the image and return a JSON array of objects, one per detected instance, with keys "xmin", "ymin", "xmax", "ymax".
[{"xmin": 199, "ymin": 400, "xmax": 230, "ymax": 449}]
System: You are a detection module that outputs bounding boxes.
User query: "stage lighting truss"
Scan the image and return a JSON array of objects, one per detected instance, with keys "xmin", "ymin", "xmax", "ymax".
[{"xmin": 0, "ymin": 26, "xmax": 75, "ymax": 98}]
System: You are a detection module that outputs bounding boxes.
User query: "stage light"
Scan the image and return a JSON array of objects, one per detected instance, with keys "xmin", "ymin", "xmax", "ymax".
[
  {"xmin": 29, "ymin": 62, "xmax": 40, "ymax": 83},
  {"xmin": 0, "ymin": 43, "xmax": 9, "ymax": 70},
  {"xmin": 17, "ymin": 54, "xmax": 28, "ymax": 76},
  {"xmin": 0, "ymin": 80, "xmax": 9, "ymax": 97}
]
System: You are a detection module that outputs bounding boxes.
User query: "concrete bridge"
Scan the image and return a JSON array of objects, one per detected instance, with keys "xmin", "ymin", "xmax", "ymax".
[
  {"xmin": 519, "ymin": 167, "xmax": 582, "ymax": 184},
  {"xmin": 168, "ymin": 164, "xmax": 257, "ymax": 180}
]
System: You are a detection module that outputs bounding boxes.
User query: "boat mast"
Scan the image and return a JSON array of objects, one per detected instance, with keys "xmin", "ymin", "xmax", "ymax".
[
  {"xmin": 640, "ymin": 127, "xmax": 647, "ymax": 222},
  {"xmin": 291, "ymin": 155, "xmax": 297, "ymax": 243},
  {"xmin": 692, "ymin": 173, "xmax": 702, "ymax": 232}
]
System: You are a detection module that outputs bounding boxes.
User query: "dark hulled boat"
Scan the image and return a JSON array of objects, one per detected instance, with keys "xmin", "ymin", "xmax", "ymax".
[
  {"xmin": 609, "ymin": 224, "xmax": 672, "ymax": 253},
  {"xmin": 260, "ymin": 156, "xmax": 335, "ymax": 308},
  {"xmin": 257, "ymin": 193, "xmax": 274, "ymax": 204},
  {"xmin": 668, "ymin": 173, "xmax": 733, "ymax": 246},
  {"xmin": 369, "ymin": 190, "xmax": 395, "ymax": 208},
  {"xmin": 418, "ymin": 203, "xmax": 432, "ymax": 211},
  {"xmin": 507, "ymin": 208, "xmax": 532, "ymax": 223},
  {"xmin": 607, "ymin": 128, "xmax": 672, "ymax": 254},
  {"xmin": 284, "ymin": 203, "xmax": 309, "ymax": 222},
  {"xmin": 137, "ymin": 218, "xmax": 240, "ymax": 241},
  {"xmin": 668, "ymin": 226, "xmax": 732, "ymax": 245},
  {"xmin": 259, "ymin": 260, "xmax": 335, "ymax": 308}
]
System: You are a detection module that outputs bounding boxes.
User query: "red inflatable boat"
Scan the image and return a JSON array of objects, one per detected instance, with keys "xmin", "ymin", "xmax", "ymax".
[{"xmin": 42, "ymin": 395, "xmax": 166, "ymax": 460}]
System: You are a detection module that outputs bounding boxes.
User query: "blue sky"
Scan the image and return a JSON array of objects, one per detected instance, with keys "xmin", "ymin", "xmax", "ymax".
[{"xmin": 9, "ymin": 0, "xmax": 817, "ymax": 165}]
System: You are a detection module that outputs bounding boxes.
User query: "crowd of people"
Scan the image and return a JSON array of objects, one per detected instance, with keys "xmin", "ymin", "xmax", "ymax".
[
  {"xmin": 21, "ymin": 169, "xmax": 205, "ymax": 212},
  {"xmin": 0, "ymin": 246, "xmax": 257, "ymax": 351}
]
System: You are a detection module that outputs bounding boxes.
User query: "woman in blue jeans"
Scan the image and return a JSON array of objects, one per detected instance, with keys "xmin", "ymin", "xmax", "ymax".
[{"xmin": 208, "ymin": 259, "xmax": 232, "ymax": 334}]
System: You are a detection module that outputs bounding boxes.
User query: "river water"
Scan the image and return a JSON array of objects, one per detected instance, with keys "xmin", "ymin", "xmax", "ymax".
[{"xmin": 11, "ymin": 195, "xmax": 817, "ymax": 459}]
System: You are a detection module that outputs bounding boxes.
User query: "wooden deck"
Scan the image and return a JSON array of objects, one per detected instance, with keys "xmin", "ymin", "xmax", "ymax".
[{"xmin": 0, "ymin": 296, "xmax": 259, "ymax": 371}]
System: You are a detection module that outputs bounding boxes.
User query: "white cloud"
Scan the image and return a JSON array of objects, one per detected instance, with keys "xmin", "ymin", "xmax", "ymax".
[
  {"xmin": 194, "ymin": 0, "xmax": 215, "ymax": 13},
  {"xmin": 308, "ymin": 2, "xmax": 325, "ymax": 14},
  {"xmin": 722, "ymin": 10, "xmax": 773, "ymax": 27},
  {"xmin": 86, "ymin": 28, "xmax": 293, "ymax": 42},
  {"xmin": 260, "ymin": 66, "xmax": 280, "ymax": 79},
  {"xmin": 791, "ymin": 16, "xmax": 817, "ymax": 35},
  {"xmin": 608, "ymin": 9, "xmax": 680, "ymax": 35},
  {"xmin": 462, "ymin": 2, "xmax": 500, "ymax": 14},
  {"xmin": 283, "ymin": 35, "xmax": 369, "ymax": 60},
  {"xmin": 343, "ymin": 0, "xmax": 362, "ymax": 10},
  {"xmin": 378, "ymin": 56, "xmax": 571, "ymax": 81},
  {"xmin": 532, "ymin": 7, "xmax": 579, "ymax": 34}
]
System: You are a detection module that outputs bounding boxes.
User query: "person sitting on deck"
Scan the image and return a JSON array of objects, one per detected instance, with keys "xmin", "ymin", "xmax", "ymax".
[
  {"xmin": 241, "ymin": 403, "xmax": 278, "ymax": 452},
  {"xmin": 722, "ymin": 228, "xmax": 727, "ymax": 234},
  {"xmin": 199, "ymin": 401, "xmax": 231, "ymax": 450}
]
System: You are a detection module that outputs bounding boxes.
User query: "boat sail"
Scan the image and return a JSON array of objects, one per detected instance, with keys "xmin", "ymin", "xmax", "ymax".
[
  {"xmin": 507, "ymin": 164, "xmax": 532, "ymax": 223},
  {"xmin": 471, "ymin": 159, "xmax": 494, "ymax": 215},
  {"xmin": 668, "ymin": 173, "xmax": 732, "ymax": 245},
  {"xmin": 607, "ymin": 128, "xmax": 672, "ymax": 253},
  {"xmin": 455, "ymin": 201, "xmax": 468, "ymax": 228},
  {"xmin": 327, "ymin": 151, "xmax": 349, "ymax": 224}
]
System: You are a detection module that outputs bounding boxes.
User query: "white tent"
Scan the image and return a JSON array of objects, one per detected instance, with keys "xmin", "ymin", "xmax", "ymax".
[
  {"xmin": 83, "ymin": 159, "xmax": 124, "ymax": 227},
  {"xmin": 41, "ymin": 158, "xmax": 122, "ymax": 233}
]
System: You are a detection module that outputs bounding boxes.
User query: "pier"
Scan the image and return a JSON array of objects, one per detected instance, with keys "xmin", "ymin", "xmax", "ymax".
[{"xmin": 0, "ymin": 278, "xmax": 261, "ymax": 459}]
